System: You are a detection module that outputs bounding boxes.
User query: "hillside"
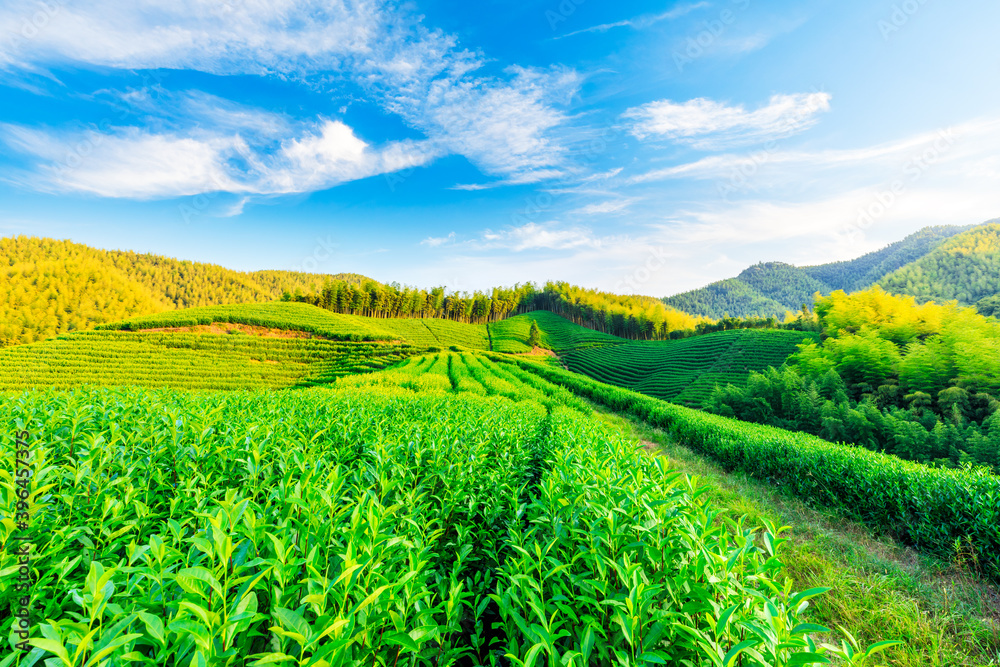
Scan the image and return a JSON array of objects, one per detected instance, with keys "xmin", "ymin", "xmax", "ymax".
[
  {"xmin": 663, "ymin": 223, "xmax": 980, "ymax": 318},
  {"xmin": 561, "ymin": 328, "xmax": 817, "ymax": 406},
  {"xmin": 97, "ymin": 304, "xmax": 621, "ymax": 352},
  {"xmin": 879, "ymin": 222, "xmax": 1000, "ymax": 307},
  {"xmin": 0, "ymin": 304, "xmax": 622, "ymax": 390},
  {"xmin": 0, "ymin": 236, "xmax": 374, "ymax": 346}
]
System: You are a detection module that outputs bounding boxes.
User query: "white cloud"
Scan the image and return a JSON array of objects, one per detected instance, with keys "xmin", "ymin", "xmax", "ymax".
[
  {"xmin": 1, "ymin": 118, "xmax": 438, "ymax": 198},
  {"xmin": 480, "ymin": 222, "xmax": 608, "ymax": 252},
  {"xmin": 555, "ymin": 2, "xmax": 709, "ymax": 40},
  {"xmin": 421, "ymin": 232, "xmax": 457, "ymax": 247},
  {"xmin": 623, "ymin": 92, "xmax": 832, "ymax": 148},
  {"xmin": 0, "ymin": 0, "xmax": 380, "ymax": 75},
  {"xmin": 0, "ymin": 1, "xmax": 579, "ymax": 189},
  {"xmin": 573, "ymin": 199, "xmax": 635, "ymax": 216},
  {"xmin": 627, "ymin": 120, "xmax": 980, "ymax": 186}
]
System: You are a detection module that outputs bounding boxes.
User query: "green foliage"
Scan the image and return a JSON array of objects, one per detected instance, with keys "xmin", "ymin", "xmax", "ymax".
[
  {"xmin": 0, "ymin": 362, "xmax": 863, "ymax": 664},
  {"xmin": 0, "ymin": 331, "xmax": 417, "ymax": 391},
  {"xmin": 97, "ymin": 302, "xmax": 399, "ymax": 342},
  {"xmin": 506, "ymin": 311, "xmax": 628, "ymax": 352},
  {"xmin": 663, "ymin": 278, "xmax": 791, "ymax": 321},
  {"xmin": 489, "ymin": 355, "xmax": 1000, "ymax": 583},
  {"xmin": 526, "ymin": 320, "xmax": 541, "ymax": 348},
  {"xmin": 562, "ymin": 329, "xmax": 817, "ymax": 407},
  {"xmin": 533, "ymin": 282, "xmax": 705, "ymax": 340},
  {"xmin": 977, "ymin": 294, "xmax": 1000, "ymax": 317},
  {"xmin": 287, "ymin": 281, "xmax": 537, "ymax": 325},
  {"xmin": 879, "ymin": 222, "xmax": 1000, "ymax": 305},
  {"xmin": 663, "ymin": 224, "xmax": 978, "ymax": 318},
  {"xmin": 0, "ymin": 236, "xmax": 372, "ymax": 347},
  {"xmin": 706, "ymin": 288, "xmax": 1000, "ymax": 471}
]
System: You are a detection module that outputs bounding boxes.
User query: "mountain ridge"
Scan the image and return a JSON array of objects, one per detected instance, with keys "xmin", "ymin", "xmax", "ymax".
[{"xmin": 662, "ymin": 222, "xmax": 992, "ymax": 318}]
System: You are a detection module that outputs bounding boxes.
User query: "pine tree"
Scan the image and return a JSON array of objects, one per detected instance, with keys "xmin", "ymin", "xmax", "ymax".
[{"xmin": 528, "ymin": 320, "xmax": 541, "ymax": 348}]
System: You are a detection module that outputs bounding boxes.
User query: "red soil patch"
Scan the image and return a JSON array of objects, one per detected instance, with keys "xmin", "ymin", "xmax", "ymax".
[
  {"xmin": 512, "ymin": 346, "xmax": 557, "ymax": 357},
  {"xmin": 138, "ymin": 323, "xmax": 325, "ymax": 339}
]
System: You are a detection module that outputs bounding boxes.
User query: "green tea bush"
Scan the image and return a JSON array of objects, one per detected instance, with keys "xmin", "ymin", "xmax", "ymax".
[
  {"xmin": 0, "ymin": 365, "xmax": 880, "ymax": 664},
  {"xmin": 493, "ymin": 355, "xmax": 1000, "ymax": 582}
]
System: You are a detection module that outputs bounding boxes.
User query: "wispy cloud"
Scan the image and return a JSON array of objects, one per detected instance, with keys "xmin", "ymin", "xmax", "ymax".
[
  {"xmin": 482, "ymin": 222, "xmax": 608, "ymax": 252},
  {"xmin": 421, "ymin": 232, "xmax": 457, "ymax": 247},
  {"xmin": 623, "ymin": 92, "xmax": 832, "ymax": 149},
  {"xmin": 1, "ymin": 117, "xmax": 439, "ymax": 198},
  {"xmin": 0, "ymin": 1, "xmax": 579, "ymax": 194},
  {"xmin": 572, "ymin": 199, "xmax": 635, "ymax": 216},
  {"xmin": 555, "ymin": 2, "xmax": 710, "ymax": 40},
  {"xmin": 626, "ymin": 120, "xmax": 984, "ymax": 185}
]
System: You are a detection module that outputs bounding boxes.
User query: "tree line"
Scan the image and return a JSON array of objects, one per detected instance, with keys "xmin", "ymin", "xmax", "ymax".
[{"xmin": 707, "ymin": 287, "xmax": 1000, "ymax": 470}]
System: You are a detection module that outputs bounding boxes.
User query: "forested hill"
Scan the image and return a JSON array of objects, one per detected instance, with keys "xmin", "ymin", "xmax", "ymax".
[
  {"xmin": 879, "ymin": 223, "xmax": 1000, "ymax": 311},
  {"xmin": 662, "ymin": 223, "xmax": 983, "ymax": 319},
  {"xmin": 0, "ymin": 236, "xmax": 373, "ymax": 346}
]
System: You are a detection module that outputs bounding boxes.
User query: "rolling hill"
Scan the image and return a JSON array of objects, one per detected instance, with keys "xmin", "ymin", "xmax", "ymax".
[
  {"xmin": 560, "ymin": 328, "xmax": 817, "ymax": 407},
  {"xmin": 0, "ymin": 235, "xmax": 374, "ymax": 346},
  {"xmin": 663, "ymin": 223, "xmax": 985, "ymax": 318},
  {"xmin": 879, "ymin": 222, "xmax": 1000, "ymax": 307},
  {"xmin": 0, "ymin": 301, "xmax": 807, "ymax": 404},
  {"xmin": 0, "ymin": 304, "xmax": 619, "ymax": 391}
]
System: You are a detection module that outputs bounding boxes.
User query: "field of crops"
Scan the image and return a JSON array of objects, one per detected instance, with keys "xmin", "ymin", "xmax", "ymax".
[
  {"xmin": 0, "ymin": 331, "xmax": 418, "ymax": 391},
  {"xmin": 492, "ymin": 354, "xmax": 1000, "ymax": 582},
  {"xmin": 489, "ymin": 311, "xmax": 626, "ymax": 353},
  {"xmin": 561, "ymin": 329, "xmax": 817, "ymax": 406},
  {"xmin": 354, "ymin": 317, "xmax": 442, "ymax": 347},
  {"xmin": 97, "ymin": 302, "xmax": 399, "ymax": 342},
  {"xmin": 0, "ymin": 354, "xmax": 873, "ymax": 665},
  {"xmin": 337, "ymin": 351, "xmax": 592, "ymax": 412}
]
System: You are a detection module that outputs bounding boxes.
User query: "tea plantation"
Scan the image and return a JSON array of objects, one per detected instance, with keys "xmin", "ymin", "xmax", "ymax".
[
  {"xmin": 0, "ymin": 331, "xmax": 420, "ymax": 391},
  {"xmin": 561, "ymin": 329, "xmax": 818, "ymax": 406},
  {"xmin": 5, "ymin": 304, "xmax": 997, "ymax": 665},
  {"xmin": 0, "ymin": 354, "xmax": 870, "ymax": 666}
]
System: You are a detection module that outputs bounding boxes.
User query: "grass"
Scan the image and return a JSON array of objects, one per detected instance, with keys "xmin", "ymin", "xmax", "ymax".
[{"xmin": 595, "ymin": 408, "xmax": 1000, "ymax": 666}]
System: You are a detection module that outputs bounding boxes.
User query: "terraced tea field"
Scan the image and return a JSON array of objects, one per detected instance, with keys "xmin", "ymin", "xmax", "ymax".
[
  {"xmin": 338, "ymin": 350, "xmax": 592, "ymax": 412},
  {"xmin": 489, "ymin": 311, "xmax": 627, "ymax": 353},
  {"xmin": 0, "ymin": 331, "xmax": 418, "ymax": 391},
  {"xmin": 562, "ymin": 328, "xmax": 818, "ymax": 406},
  {"xmin": 97, "ymin": 302, "xmax": 400, "ymax": 341}
]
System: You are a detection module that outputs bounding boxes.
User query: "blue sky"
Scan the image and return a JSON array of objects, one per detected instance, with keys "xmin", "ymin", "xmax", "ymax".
[{"xmin": 2, "ymin": 0, "xmax": 999, "ymax": 297}]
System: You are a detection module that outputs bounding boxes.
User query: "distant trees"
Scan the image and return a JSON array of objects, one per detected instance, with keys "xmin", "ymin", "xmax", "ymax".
[
  {"xmin": 706, "ymin": 287, "xmax": 1000, "ymax": 470},
  {"xmin": 284, "ymin": 280, "xmax": 538, "ymax": 324},
  {"xmin": 879, "ymin": 222, "xmax": 1000, "ymax": 305},
  {"xmin": 662, "ymin": 224, "xmax": 980, "ymax": 319},
  {"xmin": 0, "ymin": 236, "xmax": 375, "ymax": 347}
]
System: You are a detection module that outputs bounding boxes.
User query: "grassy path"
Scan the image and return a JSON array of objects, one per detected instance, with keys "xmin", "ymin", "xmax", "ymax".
[{"xmin": 597, "ymin": 408, "xmax": 1000, "ymax": 666}]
